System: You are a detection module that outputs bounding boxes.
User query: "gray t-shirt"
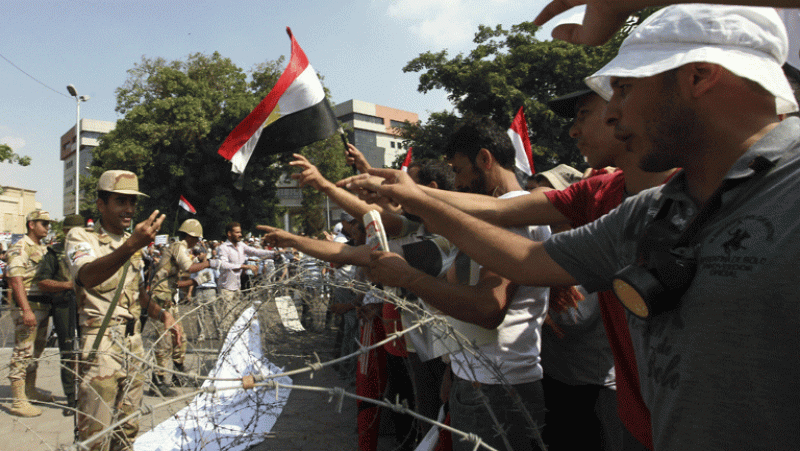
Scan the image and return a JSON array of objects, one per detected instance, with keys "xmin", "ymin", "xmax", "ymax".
[{"xmin": 544, "ymin": 117, "xmax": 800, "ymax": 451}]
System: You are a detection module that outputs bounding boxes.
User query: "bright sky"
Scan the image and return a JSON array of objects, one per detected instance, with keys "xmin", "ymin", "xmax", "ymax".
[{"xmin": 0, "ymin": 0, "xmax": 584, "ymax": 219}]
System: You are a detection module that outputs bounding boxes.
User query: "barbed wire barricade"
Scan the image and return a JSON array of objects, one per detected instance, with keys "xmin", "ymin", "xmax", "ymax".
[{"xmin": 0, "ymin": 259, "xmax": 546, "ymax": 451}]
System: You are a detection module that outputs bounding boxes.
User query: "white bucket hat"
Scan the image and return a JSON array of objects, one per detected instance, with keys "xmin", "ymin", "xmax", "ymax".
[{"xmin": 586, "ymin": 4, "xmax": 799, "ymax": 115}]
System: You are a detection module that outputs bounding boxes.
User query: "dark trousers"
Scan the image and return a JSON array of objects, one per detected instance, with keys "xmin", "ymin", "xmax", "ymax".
[
  {"xmin": 450, "ymin": 376, "xmax": 546, "ymax": 451},
  {"xmin": 542, "ymin": 375, "xmax": 625, "ymax": 451},
  {"xmin": 50, "ymin": 300, "xmax": 78, "ymax": 404}
]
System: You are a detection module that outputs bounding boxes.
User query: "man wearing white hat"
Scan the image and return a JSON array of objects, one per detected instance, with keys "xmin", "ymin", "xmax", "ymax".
[{"xmin": 349, "ymin": 5, "xmax": 800, "ymax": 450}]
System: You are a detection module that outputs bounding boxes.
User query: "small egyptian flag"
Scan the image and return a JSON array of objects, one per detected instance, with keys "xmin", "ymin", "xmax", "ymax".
[
  {"xmin": 508, "ymin": 106, "xmax": 535, "ymax": 176},
  {"xmin": 218, "ymin": 27, "xmax": 339, "ymax": 175},
  {"xmin": 178, "ymin": 195, "xmax": 196, "ymax": 214},
  {"xmin": 400, "ymin": 147, "xmax": 413, "ymax": 172}
]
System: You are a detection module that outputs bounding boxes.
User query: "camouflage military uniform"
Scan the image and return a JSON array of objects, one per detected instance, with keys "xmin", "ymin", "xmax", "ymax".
[
  {"xmin": 66, "ymin": 223, "xmax": 145, "ymax": 451},
  {"xmin": 7, "ymin": 234, "xmax": 50, "ymax": 382},
  {"xmin": 150, "ymin": 239, "xmax": 190, "ymax": 377}
]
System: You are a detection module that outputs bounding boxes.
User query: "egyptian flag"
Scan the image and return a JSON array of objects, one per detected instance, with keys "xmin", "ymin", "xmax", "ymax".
[
  {"xmin": 218, "ymin": 27, "xmax": 339, "ymax": 175},
  {"xmin": 178, "ymin": 195, "xmax": 196, "ymax": 214},
  {"xmin": 508, "ymin": 106, "xmax": 535, "ymax": 176},
  {"xmin": 399, "ymin": 147, "xmax": 413, "ymax": 172}
]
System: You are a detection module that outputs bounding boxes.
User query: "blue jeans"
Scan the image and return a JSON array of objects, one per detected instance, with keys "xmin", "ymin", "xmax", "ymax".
[{"xmin": 450, "ymin": 376, "xmax": 546, "ymax": 451}]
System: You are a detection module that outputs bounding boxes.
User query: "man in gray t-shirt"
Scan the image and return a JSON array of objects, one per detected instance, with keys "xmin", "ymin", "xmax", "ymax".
[{"xmin": 349, "ymin": 5, "xmax": 799, "ymax": 451}]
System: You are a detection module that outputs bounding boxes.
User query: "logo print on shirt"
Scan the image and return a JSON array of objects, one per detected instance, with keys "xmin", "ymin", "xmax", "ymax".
[{"xmin": 700, "ymin": 215, "xmax": 774, "ymax": 278}]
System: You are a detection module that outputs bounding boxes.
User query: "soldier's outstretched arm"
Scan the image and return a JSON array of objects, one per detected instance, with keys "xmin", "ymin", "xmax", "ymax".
[{"xmin": 349, "ymin": 168, "xmax": 576, "ymax": 287}]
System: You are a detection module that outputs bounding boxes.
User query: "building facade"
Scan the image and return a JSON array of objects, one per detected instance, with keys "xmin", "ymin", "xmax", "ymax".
[
  {"xmin": 0, "ymin": 186, "xmax": 42, "ymax": 234},
  {"xmin": 333, "ymin": 99, "xmax": 418, "ymax": 168},
  {"xmin": 60, "ymin": 119, "xmax": 115, "ymax": 214}
]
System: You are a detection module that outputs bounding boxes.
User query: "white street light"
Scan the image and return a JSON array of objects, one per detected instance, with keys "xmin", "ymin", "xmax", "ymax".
[{"xmin": 67, "ymin": 84, "xmax": 90, "ymax": 215}]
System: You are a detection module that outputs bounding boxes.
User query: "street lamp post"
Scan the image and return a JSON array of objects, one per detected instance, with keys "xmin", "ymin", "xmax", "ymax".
[{"xmin": 67, "ymin": 84, "xmax": 90, "ymax": 215}]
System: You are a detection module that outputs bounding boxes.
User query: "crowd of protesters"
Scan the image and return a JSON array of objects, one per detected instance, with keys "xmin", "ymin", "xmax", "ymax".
[{"xmin": 2, "ymin": 1, "xmax": 800, "ymax": 450}]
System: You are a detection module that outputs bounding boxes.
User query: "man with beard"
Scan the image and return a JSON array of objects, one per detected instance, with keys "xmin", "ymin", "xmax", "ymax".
[
  {"xmin": 351, "ymin": 5, "xmax": 799, "ymax": 450},
  {"xmin": 369, "ymin": 116, "xmax": 551, "ymax": 451},
  {"xmin": 394, "ymin": 89, "xmax": 678, "ymax": 450},
  {"xmin": 215, "ymin": 222, "xmax": 273, "ymax": 335}
]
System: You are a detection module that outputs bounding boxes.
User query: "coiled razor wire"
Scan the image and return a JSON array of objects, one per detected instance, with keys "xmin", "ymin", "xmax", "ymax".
[{"xmin": 0, "ymin": 260, "xmax": 546, "ymax": 451}]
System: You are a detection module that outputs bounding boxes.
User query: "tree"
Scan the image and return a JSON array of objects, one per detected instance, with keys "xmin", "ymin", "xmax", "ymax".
[
  {"xmin": 399, "ymin": 14, "xmax": 656, "ymax": 171},
  {"xmin": 87, "ymin": 52, "xmax": 290, "ymax": 239},
  {"xmin": 0, "ymin": 144, "xmax": 31, "ymax": 166}
]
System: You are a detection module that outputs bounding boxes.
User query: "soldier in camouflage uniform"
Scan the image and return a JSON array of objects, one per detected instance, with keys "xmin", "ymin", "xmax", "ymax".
[
  {"xmin": 33, "ymin": 213, "xmax": 84, "ymax": 415},
  {"xmin": 7, "ymin": 209, "xmax": 54, "ymax": 417},
  {"xmin": 66, "ymin": 170, "xmax": 179, "ymax": 451},
  {"xmin": 149, "ymin": 218, "xmax": 213, "ymax": 395}
]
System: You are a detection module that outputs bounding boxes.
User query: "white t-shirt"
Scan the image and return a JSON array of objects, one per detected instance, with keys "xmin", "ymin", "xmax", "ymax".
[{"xmin": 449, "ymin": 190, "xmax": 551, "ymax": 385}]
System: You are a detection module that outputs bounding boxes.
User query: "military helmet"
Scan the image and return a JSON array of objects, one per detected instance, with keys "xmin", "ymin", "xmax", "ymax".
[
  {"xmin": 178, "ymin": 219, "xmax": 203, "ymax": 238},
  {"xmin": 62, "ymin": 214, "xmax": 85, "ymax": 231}
]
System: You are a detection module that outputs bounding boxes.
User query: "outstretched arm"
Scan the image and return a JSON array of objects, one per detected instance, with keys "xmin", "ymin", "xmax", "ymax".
[
  {"xmin": 347, "ymin": 168, "xmax": 576, "ymax": 287},
  {"xmin": 258, "ymin": 225, "xmax": 371, "ymax": 267},
  {"xmin": 368, "ymin": 251, "xmax": 515, "ymax": 329},
  {"xmin": 417, "ymin": 185, "xmax": 569, "ymax": 228},
  {"xmin": 345, "ymin": 143, "xmax": 372, "ymax": 174},
  {"xmin": 290, "ymin": 153, "xmax": 404, "ymax": 236},
  {"xmin": 534, "ymin": 0, "xmax": 800, "ymax": 46}
]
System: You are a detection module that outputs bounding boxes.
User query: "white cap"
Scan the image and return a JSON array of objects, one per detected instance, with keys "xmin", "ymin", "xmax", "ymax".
[{"xmin": 586, "ymin": 4, "xmax": 798, "ymax": 115}]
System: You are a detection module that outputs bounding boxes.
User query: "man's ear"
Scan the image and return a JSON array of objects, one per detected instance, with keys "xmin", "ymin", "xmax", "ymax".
[
  {"xmin": 427, "ymin": 181, "xmax": 438, "ymax": 189},
  {"xmin": 477, "ymin": 148, "xmax": 493, "ymax": 170},
  {"xmin": 684, "ymin": 62, "xmax": 723, "ymax": 98}
]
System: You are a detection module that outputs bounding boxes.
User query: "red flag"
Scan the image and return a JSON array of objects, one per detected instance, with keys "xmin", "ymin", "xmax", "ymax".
[
  {"xmin": 508, "ymin": 106, "xmax": 535, "ymax": 176},
  {"xmin": 400, "ymin": 147, "xmax": 413, "ymax": 172},
  {"xmin": 178, "ymin": 195, "xmax": 196, "ymax": 214}
]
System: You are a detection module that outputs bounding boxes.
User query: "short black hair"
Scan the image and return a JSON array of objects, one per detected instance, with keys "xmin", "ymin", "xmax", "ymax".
[
  {"xmin": 444, "ymin": 116, "xmax": 515, "ymax": 170},
  {"xmin": 225, "ymin": 222, "xmax": 241, "ymax": 234},
  {"xmin": 410, "ymin": 159, "xmax": 455, "ymax": 191}
]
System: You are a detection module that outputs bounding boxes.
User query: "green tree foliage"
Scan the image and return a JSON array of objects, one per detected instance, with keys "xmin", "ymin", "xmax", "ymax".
[
  {"xmin": 0, "ymin": 143, "xmax": 31, "ymax": 166},
  {"xmin": 87, "ymin": 52, "xmax": 294, "ymax": 239},
  {"xmin": 400, "ymin": 21, "xmax": 627, "ymax": 171}
]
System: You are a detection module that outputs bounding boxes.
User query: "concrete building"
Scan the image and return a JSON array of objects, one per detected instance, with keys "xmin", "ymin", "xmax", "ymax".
[
  {"xmin": 333, "ymin": 99, "xmax": 418, "ymax": 168},
  {"xmin": 60, "ymin": 119, "xmax": 115, "ymax": 214},
  {"xmin": 0, "ymin": 186, "xmax": 42, "ymax": 234}
]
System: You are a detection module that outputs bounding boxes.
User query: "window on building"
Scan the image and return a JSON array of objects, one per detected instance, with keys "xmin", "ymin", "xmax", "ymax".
[
  {"xmin": 339, "ymin": 113, "xmax": 384, "ymax": 125},
  {"xmin": 65, "ymin": 179, "xmax": 73, "ymax": 188},
  {"xmin": 277, "ymin": 187, "xmax": 302, "ymax": 200},
  {"xmin": 390, "ymin": 120, "xmax": 407, "ymax": 129},
  {"xmin": 390, "ymin": 142, "xmax": 395, "ymax": 148}
]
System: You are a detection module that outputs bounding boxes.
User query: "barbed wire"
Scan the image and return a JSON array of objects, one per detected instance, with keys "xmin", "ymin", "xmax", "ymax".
[{"xmin": 0, "ymin": 260, "xmax": 546, "ymax": 451}]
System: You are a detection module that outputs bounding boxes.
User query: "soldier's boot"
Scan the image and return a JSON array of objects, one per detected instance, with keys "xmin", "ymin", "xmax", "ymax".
[
  {"xmin": 25, "ymin": 370, "xmax": 55, "ymax": 403},
  {"xmin": 152, "ymin": 374, "xmax": 177, "ymax": 397},
  {"xmin": 172, "ymin": 363, "xmax": 198, "ymax": 388},
  {"xmin": 10, "ymin": 380, "xmax": 42, "ymax": 417}
]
